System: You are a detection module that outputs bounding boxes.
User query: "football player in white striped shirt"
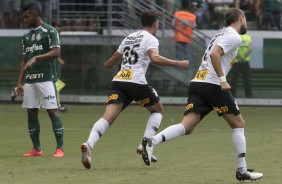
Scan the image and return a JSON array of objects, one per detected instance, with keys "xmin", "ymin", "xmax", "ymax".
[
  {"xmin": 142, "ymin": 8, "xmax": 263, "ymax": 181},
  {"xmin": 80, "ymin": 11, "xmax": 189, "ymax": 169}
]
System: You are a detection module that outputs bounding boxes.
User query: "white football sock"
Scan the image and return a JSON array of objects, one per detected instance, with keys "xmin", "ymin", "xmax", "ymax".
[
  {"xmin": 143, "ymin": 112, "xmax": 163, "ymax": 138},
  {"xmin": 152, "ymin": 123, "xmax": 185, "ymax": 146},
  {"xmin": 232, "ymin": 128, "xmax": 247, "ymax": 173},
  {"xmin": 87, "ymin": 118, "xmax": 109, "ymax": 149}
]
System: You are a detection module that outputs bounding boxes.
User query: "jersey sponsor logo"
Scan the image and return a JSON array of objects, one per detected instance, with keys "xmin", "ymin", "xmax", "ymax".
[
  {"xmin": 25, "ymin": 73, "xmax": 44, "ymax": 80},
  {"xmin": 214, "ymin": 106, "xmax": 228, "ymax": 113},
  {"xmin": 115, "ymin": 69, "xmax": 133, "ymax": 80},
  {"xmin": 26, "ymin": 44, "xmax": 43, "ymax": 53},
  {"xmin": 44, "ymin": 95, "xmax": 55, "ymax": 100},
  {"xmin": 137, "ymin": 98, "xmax": 150, "ymax": 106},
  {"xmin": 185, "ymin": 103, "xmax": 193, "ymax": 111},
  {"xmin": 194, "ymin": 69, "xmax": 208, "ymax": 80},
  {"xmin": 108, "ymin": 94, "xmax": 118, "ymax": 101}
]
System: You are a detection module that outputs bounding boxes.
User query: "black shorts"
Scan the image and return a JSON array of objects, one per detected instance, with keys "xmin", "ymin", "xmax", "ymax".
[
  {"xmin": 184, "ymin": 82, "xmax": 240, "ymax": 119},
  {"xmin": 107, "ymin": 81, "xmax": 160, "ymax": 110}
]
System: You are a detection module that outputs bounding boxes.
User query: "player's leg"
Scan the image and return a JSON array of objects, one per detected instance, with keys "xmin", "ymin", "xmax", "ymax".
[
  {"xmin": 141, "ymin": 111, "xmax": 201, "ymax": 166},
  {"xmin": 47, "ymin": 109, "xmax": 64, "ymax": 157},
  {"xmin": 143, "ymin": 101, "xmax": 164, "ymax": 139},
  {"xmin": 223, "ymin": 113, "xmax": 246, "ymax": 170},
  {"xmin": 132, "ymin": 85, "xmax": 163, "ymax": 162},
  {"xmin": 141, "ymin": 93, "xmax": 207, "ymax": 166},
  {"xmin": 81, "ymin": 103, "xmax": 123, "ymax": 169},
  {"xmin": 150, "ymin": 84, "xmax": 212, "ymax": 147},
  {"xmin": 137, "ymin": 101, "xmax": 163, "ymax": 163},
  {"xmin": 141, "ymin": 82, "xmax": 212, "ymax": 165},
  {"xmin": 212, "ymin": 87, "xmax": 263, "ymax": 181},
  {"xmin": 153, "ymin": 111, "xmax": 201, "ymax": 146},
  {"xmin": 223, "ymin": 113, "xmax": 263, "ymax": 181},
  {"xmin": 22, "ymin": 83, "xmax": 43, "ymax": 156},
  {"xmin": 39, "ymin": 81, "xmax": 64, "ymax": 157},
  {"xmin": 87, "ymin": 102, "xmax": 124, "ymax": 148},
  {"xmin": 81, "ymin": 83, "xmax": 128, "ymax": 169}
]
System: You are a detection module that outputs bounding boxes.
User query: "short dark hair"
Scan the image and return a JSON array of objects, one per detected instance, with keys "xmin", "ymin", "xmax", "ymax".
[
  {"xmin": 225, "ymin": 8, "xmax": 244, "ymax": 26},
  {"xmin": 23, "ymin": 3, "xmax": 41, "ymax": 17},
  {"xmin": 141, "ymin": 11, "xmax": 159, "ymax": 27}
]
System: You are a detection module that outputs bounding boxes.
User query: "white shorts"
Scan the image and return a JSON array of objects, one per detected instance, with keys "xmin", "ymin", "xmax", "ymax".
[{"xmin": 22, "ymin": 81, "xmax": 58, "ymax": 109}]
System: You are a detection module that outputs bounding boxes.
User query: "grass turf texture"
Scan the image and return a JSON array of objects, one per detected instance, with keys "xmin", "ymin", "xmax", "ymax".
[{"xmin": 0, "ymin": 103, "xmax": 281, "ymax": 184}]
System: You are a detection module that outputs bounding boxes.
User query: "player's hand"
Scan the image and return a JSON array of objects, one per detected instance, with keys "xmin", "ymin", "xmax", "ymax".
[
  {"xmin": 177, "ymin": 60, "xmax": 189, "ymax": 69},
  {"xmin": 58, "ymin": 58, "xmax": 65, "ymax": 65},
  {"xmin": 24, "ymin": 57, "xmax": 37, "ymax": 70},
  {"xmin": 17, "ymin": 84, "xmax": 24, "ymax": 96},
  {"xmin": 220, "ymin": 81, "xmax": 231, "ymax": 91}
]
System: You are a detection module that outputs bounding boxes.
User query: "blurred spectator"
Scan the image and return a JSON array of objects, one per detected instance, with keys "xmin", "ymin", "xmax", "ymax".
[
  {"xmin": 166, "ymin": 0, "xmax": 176, "ymax": 12},
  {"xmin": 231, "ymin": 34, "xmax": 253, "ymax": 98},
  {"xmin": 95, "ymin": 0, "xmax": 108, "ymax": 34},
  {"xmin": 207, "ymin": 0, "xmax": 236, "ymax": 28},
  {"xmin": 257, "ymin": 0, "xmax": 281, "ymax": 30},
  {"xmin": 192, "ymin": 0, "xmax": 209, "ymax": 29},
  {"xmin": 173, "ymin": 0, "xmax": 196, "ymax": 62},
  {"xmin": 3, "ymin": 0, "xmax": 21, "ymax": 28}
]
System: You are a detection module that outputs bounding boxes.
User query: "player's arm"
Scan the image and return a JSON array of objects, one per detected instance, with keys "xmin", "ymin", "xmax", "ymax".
[
  {"xmin": 17, "ymin": 54, "xmax": 27, "ymax": 96},
  {"xmin": 210, "ymin": 45, "xmax": 230, "ymax": 90},
  {"xmin": 58, "ymin": 58, "xmax": 65, "ymax": 65},
  {"xmin": 147, "ymin": 48, "xmax": 189, "ymax": 69},
  {"xmin": 24, "ymin": 47, "xmax": 60, "ymax": 70},
  {"xmin": 104, "ymin": 51, "xmax": 123, "ymax": 70}
]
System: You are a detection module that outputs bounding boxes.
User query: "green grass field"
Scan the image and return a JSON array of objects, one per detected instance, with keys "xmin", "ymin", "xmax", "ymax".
[{"xmin": 0, "ymin": 103, "xmax": 281, "ymax": 184}]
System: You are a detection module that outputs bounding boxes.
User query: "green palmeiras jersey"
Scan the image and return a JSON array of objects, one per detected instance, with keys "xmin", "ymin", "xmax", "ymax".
[{"xmin": 22, "ymin": 23, "xmax": 60, "ymax": 83}]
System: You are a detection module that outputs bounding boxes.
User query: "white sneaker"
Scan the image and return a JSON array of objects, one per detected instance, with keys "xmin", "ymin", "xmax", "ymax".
[
  {"xmin": 81, "ymin": 143, "xmax": 92, "ymax": 169},
  {"xmin": 141, "ymin": 137, "xmax": 153, "ymax": 166},
  {"xmin": 137, "ymin": 143, "xmax": 157, "ymax": 162},
  {"xmin": 236, "ymin": 169, "xmax": 263, "ymax": 181}
]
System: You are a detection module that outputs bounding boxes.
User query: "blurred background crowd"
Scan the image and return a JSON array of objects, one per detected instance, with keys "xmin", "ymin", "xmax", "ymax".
[{"xmin": 0, "ymin": 0, "xmax": 281, "ymax": 31}]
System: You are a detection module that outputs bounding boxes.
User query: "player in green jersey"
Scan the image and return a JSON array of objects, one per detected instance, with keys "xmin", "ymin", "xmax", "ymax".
[{"xmin": 16, "ymin": 3, "xmax": 64, "ymax": 157}]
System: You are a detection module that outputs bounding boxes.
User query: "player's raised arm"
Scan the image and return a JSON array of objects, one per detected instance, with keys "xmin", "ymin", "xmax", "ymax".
[{"xmin": 147, "ymin": 48, "xmax": 189, "ymax": 69}]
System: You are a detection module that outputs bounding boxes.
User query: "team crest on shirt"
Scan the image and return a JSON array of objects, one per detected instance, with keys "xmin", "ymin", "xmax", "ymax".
[{"xmin": 36, "ymin": 33, "xmax": 41, "ymax": 41}]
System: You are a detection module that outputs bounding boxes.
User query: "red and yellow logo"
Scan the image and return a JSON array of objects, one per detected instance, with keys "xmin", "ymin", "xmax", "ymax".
[
  {"xmin": 185, "ymin": 103, "xmax": 194, "ymax": 111},
  {"xmin": 108, "ymin": 94, "xmax": 118, "ymax": 101},
  {"xmin": 137, "ymin": 98, "xmax": 150, "ymax": 106},
  {"xmin": 214, "ymin": 106, "xmax": 228, "ymax": 113}
]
